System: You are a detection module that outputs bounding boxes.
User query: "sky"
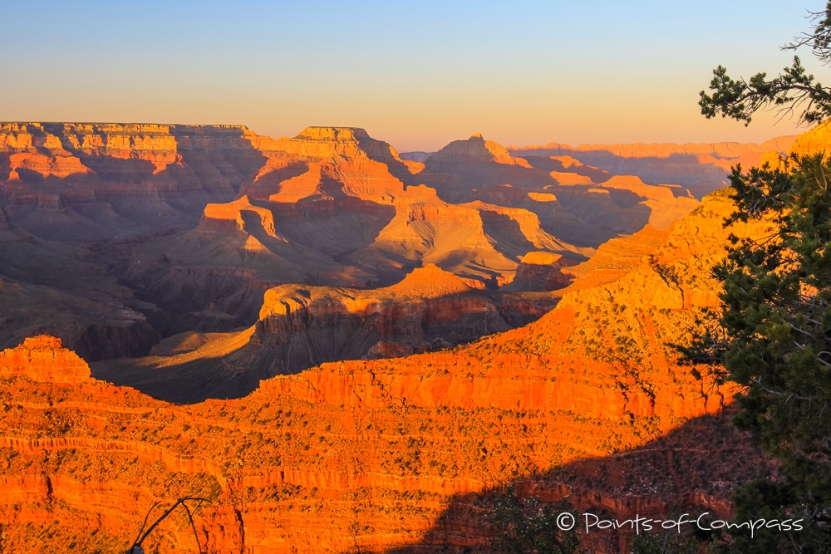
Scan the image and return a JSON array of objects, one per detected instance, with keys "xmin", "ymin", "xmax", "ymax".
[{"xmin": 0, "ymin": 0, "xmax": 827, "ymax": 151}]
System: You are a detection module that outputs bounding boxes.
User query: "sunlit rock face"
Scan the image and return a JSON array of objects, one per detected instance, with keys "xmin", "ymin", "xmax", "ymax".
[
  {"xmin": 0, "ymin": 123, "xmax": 278, "ymax": 354},
  {"xmin": 1, "ymin": 121, "xmax": 802, "ymax": 551},
  {"xmin": 501, "ymin": 251, "xmax": 576, "ymax": 291},
  {"xmin": 0, "ymin": 188, "xmax": 778, "ymax": 553},
  {"xmin": 788, "ymin": 118, "xmax": 831, "ymax": 159},
  {"xmin": 1, "ymin": 123, "xmax": 706, "ymax": 346},
  {"xmin": 0, "ymin": 335, "xmax": 90, "ymax": 382},
  {"xmin": 93, "ymin": 264, "xmax": 559, "ymax": 403},
  {"xmin": 119, "ymin": 128, "xmax": 603, "ymax": 333},
  {"xmin": 0, "ymin": 122, "xmax": 272, "ymax": 239},
  {"xmin": 413, "ymin": 133, "xmax": 701, "ymax": 250}
]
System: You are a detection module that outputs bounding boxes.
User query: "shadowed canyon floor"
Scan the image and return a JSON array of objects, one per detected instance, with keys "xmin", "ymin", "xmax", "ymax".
[{"xmin": 1, "ymin": 120, "xmax": 817, "ymax": 553}]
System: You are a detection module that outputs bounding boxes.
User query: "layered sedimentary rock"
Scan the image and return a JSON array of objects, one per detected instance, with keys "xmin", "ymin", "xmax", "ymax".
[
  {"xmin": 0, "ymin": 206, "xmax": 158, "ymax": 359},
  {"xmin": 0, "ymin": 123, "xmax": 629, "ymax": 354},
  {"xmin": 0, "ymin": 335, "xmax": 90, "ymax": 382},
  {"xmin": 418, "ymin": 134, "xmax": 700, "ymax": 247},
  {"xmin": 94, "ymin": 265, "xmax": 559, "ymax": 403},
  {"xmin": 0, "ymin": 123, "xmax": 284, "ymax": 350},
  {"xmin": 789, "ymin": 118, "xmax": 831, "ymax": 159},
  {"xmin": 509, "ymin": 136, "xmax": 796, "ymax": 197},
  {"xmin": 121, "ymin": 129, "xmax": 593, "ymax": 328},
  {"xmin": 502, "ymin": 251, "xmax": 577, "ymax": 291},
  {"xmin": 559, "ymin": 224, "xmax": 672, "ymax": 293},
  {"xmin": 0, "ymin": 122, "xmax": 273, "ymax": 240},
  {"xmin": 0, "ymin": 189, "xmax": 777, "ymax": 553}
]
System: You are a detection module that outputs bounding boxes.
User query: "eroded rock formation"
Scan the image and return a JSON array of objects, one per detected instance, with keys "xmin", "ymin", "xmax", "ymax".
[
  {"xmin": 0, "ymin": 335, "xmax": 90, "ymax": 382},
  {"xmin": 0, "ymin": 189, "xmax": 778, "ymax": 553},
  {"xmin": 93, "ymin": 264, "xmax": 559, "ymax": 403},
  {"xmin": 120, "ymin": 128, "xmax": 599, "ymax": 328},
  {"xmin": 502, "ymin": 251, "xmax": 577, "ymax": 291},
  {"xmin": 0, "ymin": 122, "xmax": 272, "ymax": 240},
  {"xmin": 2, "ymin": 123, "xmax": 714, "ymax": 348}
]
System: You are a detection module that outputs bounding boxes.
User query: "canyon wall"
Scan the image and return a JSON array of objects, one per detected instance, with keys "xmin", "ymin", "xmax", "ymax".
[
  {"xmin": 92, "ymin": 264, "xmax": 559, "ymax": 403},
  {"xmin": 2, "ymin": 123, "xmax": 707, "ymax": 352},
  {"xmin": 0, "ymin": 189, "xmax": 777, "ymax": 553},
  {"xmin": 0, "ymin": 122, "xmax": 273, "ymax": 240},
  {"xmin": 119, "ymin": 128, "xmax": 601, "ymax": 331},
  {"xmin": 0, "ymin": 123, "xmax": 280, "ymax": 355}
]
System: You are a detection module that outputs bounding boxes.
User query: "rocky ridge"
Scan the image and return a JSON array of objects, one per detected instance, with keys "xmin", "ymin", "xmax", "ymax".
[
  {"xmin": 419, "ymin": 134, "xmax": 700, "ymax": 245},
  {"xmin": 93, "ymin": 264, "xmax": 559, "ymax": 403},
  {"xmin": 0, "ymin": 188, "xmax": 777, "ymax": 552},
  {"xmin": 0, "ymin": 122, "xmax": 272, "ymax": 239},
  {"xmin": 0, "ymin": 335, "xmax": 90, "ymax": 382},
  {"xmin": 2, "ymin": 123, "xmax": 714, "ymax": 351},
  {"xmin": 121, "ymin": 128, "xmax": 599, "ymax": 330}
]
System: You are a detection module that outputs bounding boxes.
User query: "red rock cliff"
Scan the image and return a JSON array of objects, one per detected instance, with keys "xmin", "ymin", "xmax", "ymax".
[
  {"xmin": 0, "ymin": 335, "xmax": 90, "ymax": 382},
  {"xmin": 0, "ymin": 189, "xmax": 777, "ymax": 553}
]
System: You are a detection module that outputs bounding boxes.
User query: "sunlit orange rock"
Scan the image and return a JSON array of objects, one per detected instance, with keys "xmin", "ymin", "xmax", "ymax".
[
  {"xmin": 0, "ymin": 122, "xmax": 800, "ymax": 552},
  {"xmin": 0, "ymin": 335, "xmax": 90, "ymax": 382},
  {"xmin": 503, "ymin": 251, "xmax": 576, "ymax": 291},
  {"xmin": 0, "ymin": 122, "xmax": 273, "ymax": 242},
  {"xmin": 95, "ymin": 264, "xmax": 558, "ymax": 403},
  {"xmin": 789, "ymin": 118, "xmax": 831, "ymax": 158},
  {"xmin": 0, "ymin": 186, "xmax": 780, "ymax": 553}
]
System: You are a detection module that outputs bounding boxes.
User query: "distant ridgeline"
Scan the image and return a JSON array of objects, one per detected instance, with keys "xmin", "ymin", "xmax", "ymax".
[{"xmin": 506, "ymin": 135, "xmax": 796, "ymax": 196}]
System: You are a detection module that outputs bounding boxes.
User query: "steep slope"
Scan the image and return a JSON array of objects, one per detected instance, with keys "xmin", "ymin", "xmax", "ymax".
[
  {"xmin": 343, "ymin": 187, "xmax": 588, "ymax": 286},
  {"xmin": 0, "ymin": 123, "xmax": 286, "ymax": 348},
  {"xmin": 501, "ymin": 251, "xmax": 578, "ymax": 292},
  {"xmin": 0, "ymin": 189, "xmax": 777, "ymax": 553},
  {"xmin": 0, "ymin": 206, "xmax": 158, "ymax": 359},
  {"xmin": 122, "ymin": 129, "xmax": 590, "ymax": 328},
  {"xmin": 0, "ymin": 121, "xmax": 785, "ymax": 380},
  {"xmin": 0, "ymin": 122, "xmax": 273, "ymax": 241},
  {"xmin": 93, "ymin": 265, "xmax": 559, "ymax": 403},
  {"xmin": 559, "ymin": 224, "xmax": 673, "ymax": 292},
  {"xmin": 419, "ymin": 134, "xmax": 700, "ymax": 247},
  {"xmin": 788, "ymin": 118, "xmax": 831, "ymax": 158}
]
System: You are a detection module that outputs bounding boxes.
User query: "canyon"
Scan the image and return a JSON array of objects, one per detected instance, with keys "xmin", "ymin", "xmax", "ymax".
[
  {"xmin": 0, "ymin": 120, "xmax": 811, "ymax": 552},
  {"xmin": 93, "ymin": 264, "xmax": 560, "ymax": 403},
  {"xmin": 0, "ymin": 187, "xmax": 776, "ymax": 552},
  {"xmin": 0, "ymin": 122, "xmax": 724, "ymax": 355}
]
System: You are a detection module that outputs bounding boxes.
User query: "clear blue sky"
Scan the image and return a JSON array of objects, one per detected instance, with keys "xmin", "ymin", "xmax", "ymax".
[{"xmin": 0, "ymin": 1, "xmax": 825, "ymax": 150}]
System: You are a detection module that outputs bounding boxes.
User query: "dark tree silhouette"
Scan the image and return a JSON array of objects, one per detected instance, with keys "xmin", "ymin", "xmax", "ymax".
[{"xmin": 700, "ymin": 2, "xmax": 831, "ymax": 126}]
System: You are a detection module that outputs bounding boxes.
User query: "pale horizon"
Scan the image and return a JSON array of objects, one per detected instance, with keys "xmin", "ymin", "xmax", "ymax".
[{"xmin": 1, "ymin": 0, "xmax": 824, "ymax": 151}]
